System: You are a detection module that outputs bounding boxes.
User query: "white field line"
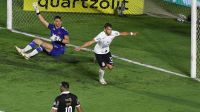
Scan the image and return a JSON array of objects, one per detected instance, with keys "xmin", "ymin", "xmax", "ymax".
[
  {"xmin": 9, "ymin": 29, "xmax": 200, "ymax": 82},
  {"xmin": 0, "ymin": 26, "xmax": 6, "ymax": 29}
]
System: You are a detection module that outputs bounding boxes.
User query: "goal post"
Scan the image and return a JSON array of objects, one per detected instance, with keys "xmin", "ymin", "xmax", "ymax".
[
  {"xmin": 191, "ymin": 0, "xmax": 197, "ymax": 78},
  {"xmin": 7, "ymin": 0, "xmax": 12, "ymax": 30}
]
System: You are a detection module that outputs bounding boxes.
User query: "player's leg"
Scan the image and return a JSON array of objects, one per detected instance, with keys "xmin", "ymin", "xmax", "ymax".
[
  {"xmin": 105, "ymin": 52, "xmax": 114, "ymax": 70},
  {"xmin": 95, "ymin": 53, "xmax": 107, "ymax": 85},
  {"xmin": 99, "ymin": 67, "xmax": 107, "ymax": 85},
  {"xmin": 15, "ymin": 39, "xmax": 38, "ymax": 55},
  {"xmin": 22, "ymin": 39, "xmax": 53, "ymax": 59},
  {"xmin": 98, "ymin": 52, "xmax": 114, "ymax": 84},
  {"xmin": 106, "ymin": 64, "xmax": 113, "ymax": 70},
  {"xmin": 16, "ymin": 38, "xmax": 46, "ymax": 54},
  {"xmin": 40, "ymin": 41, "xmax": 53, "ymax": 52}
]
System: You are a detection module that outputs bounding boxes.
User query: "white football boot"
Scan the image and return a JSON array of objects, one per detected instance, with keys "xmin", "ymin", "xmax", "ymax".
[
  {"xmin": 99, "ymin": 78, "xmax": 107, "ymax": 85},
  {"xmin": 15, "ymin": 46, "xmax": 23, "ymax": 55},
  {"xmin": 99, "ymin": 74, "xmax": 107, "ymax": 85},
  {"xmin": 21, "ymin": 52, "xmax": 30, "ymax": 60}
]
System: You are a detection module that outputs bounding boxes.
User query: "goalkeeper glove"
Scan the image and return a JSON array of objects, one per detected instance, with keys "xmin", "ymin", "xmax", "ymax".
[
  {"xmin": 50, "ymin": 35, "xmax": 62, "ymax": 42},
  {"xmin": 32, "ymin": 2, "xmax": 40, "ymax": 15}
]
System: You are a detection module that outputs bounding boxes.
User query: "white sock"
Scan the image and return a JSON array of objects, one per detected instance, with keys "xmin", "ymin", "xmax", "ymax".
[
  {"xmin": 28, "ymin": 49, "xmax": 39, "ymax": 57},
  {"xmin": 99, "ymin": 69, "xmax": 105, "ymax": 79},
  {"xmin": 22, "ymin": 45, "xmax": 32, "ymax": 53}
]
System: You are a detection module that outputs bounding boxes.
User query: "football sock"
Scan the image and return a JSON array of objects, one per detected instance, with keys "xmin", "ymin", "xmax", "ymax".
[
  {"xmin": 99, "ymin": 69, "xmax": 105, "ymax": 79},
  {"xmin": 22, "ymin": 41, "xmax": 37, "ymax": 53},
  {"xmin": 28, "ymin": 46, "xmax": 44, "ymax": 57}
]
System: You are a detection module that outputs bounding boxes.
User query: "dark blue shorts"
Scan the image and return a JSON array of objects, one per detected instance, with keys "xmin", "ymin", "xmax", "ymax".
[{"xmin": 49, "ymin": 44, "xmax": 65, "ymax": 56}]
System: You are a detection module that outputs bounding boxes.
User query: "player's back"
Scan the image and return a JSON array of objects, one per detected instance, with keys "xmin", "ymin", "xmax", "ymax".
[{"xmin": 54, "ymin": 92, "xmax": 80, "ymax": 112}]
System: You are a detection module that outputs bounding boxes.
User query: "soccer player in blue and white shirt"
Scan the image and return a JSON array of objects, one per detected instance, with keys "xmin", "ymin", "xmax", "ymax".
[
  {"xmin": 75, "ymin": 23, "xmax": 138, "ymax": 85},
  {"xmin": 15, "ymin": 2, "xmax": 69, "ymax": 60}
]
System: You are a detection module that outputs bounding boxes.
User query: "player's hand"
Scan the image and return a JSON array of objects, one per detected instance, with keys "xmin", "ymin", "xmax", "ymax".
[
  {"xmin": 50, "ymin": 35, "xmax": 62, "ymax": 42},
  {"xmin": 133, "ymin": 32, "xmax": 138, "ymax": 36},
  {"xmin": 131, "ymin": 32, "xmax": 138, "ymax": 36},
  {"xmin": 32, "ymin": 2, "xmax": 40, "ymax": 14},
  {"xmin": 74, "ymin": 47, "xmax": 81, "ymax": 52}
]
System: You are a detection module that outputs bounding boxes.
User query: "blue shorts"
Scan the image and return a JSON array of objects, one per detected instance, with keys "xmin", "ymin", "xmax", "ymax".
[{"xmin": 49, "ymin": 44, "xmax": 65, "ymax": 56}]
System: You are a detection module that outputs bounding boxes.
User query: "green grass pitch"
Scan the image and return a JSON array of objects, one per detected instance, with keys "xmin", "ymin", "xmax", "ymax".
[{"xmin": 0, "ymin": 0, "xmax": 200, "ymax": 112}]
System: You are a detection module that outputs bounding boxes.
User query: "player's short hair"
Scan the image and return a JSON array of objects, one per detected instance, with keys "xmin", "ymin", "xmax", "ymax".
[
  {"xmin": 104, "ymin": 23, "xmax": 112, "ymax": 29},
  {"xmin": 60, "ymin": 81, "xmax": 69, "ymax": 89},
  {"xmin": 54, "ymin": 16, "xmax": 62, "ymax": 20}
]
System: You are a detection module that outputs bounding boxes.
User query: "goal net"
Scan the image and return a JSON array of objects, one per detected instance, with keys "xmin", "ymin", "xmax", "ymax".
[{"xmin": 11, "ymin": 0, "xmax": 193, "ymax": 33}]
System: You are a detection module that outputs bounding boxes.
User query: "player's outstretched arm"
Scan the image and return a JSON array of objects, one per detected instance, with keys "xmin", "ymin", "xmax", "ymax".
[
  {"xmin": 74, "ymin": 39, "xmax": 96, "ymax": 51},
  {"xmin": 119, "ymin": 32, "xmax": 138, "ymax": 37},
  {"xmin": 33, "ymin": 2, "xmax": 49, "ymax": 28},
  {"xmin": 37, "ymin": 14, "xmax": 49, "ymax": 28}
]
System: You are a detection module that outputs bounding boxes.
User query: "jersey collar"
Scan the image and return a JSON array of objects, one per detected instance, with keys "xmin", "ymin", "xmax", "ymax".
[
  {"xmin": 54, "ymin": 25, "xmax": 62, "ymax": 29},
  {"xmin": 61, "ymin": 91, "xmax": 70, "ymax": 94}
]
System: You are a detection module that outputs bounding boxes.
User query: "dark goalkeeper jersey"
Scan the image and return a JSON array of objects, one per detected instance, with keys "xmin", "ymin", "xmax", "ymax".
[
  {"xmin": 48, "ymin": 23, "xmax": 69, "ymax": 48},
  {"xmin": 52, "ymin": 91, "xmax": 80, "ymax": 112}
]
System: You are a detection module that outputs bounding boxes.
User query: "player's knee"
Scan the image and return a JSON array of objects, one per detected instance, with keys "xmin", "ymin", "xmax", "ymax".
[
  {"xmin": 101, "ymin": 67, "xmax": 106, "ymax": 70},
  {"xmin": 41, "ymin": 42, "xmax": 53, "ymax": 52},
  {"xmin": 33, "ymin": 38, "xmax": 43, "ymax": 45},
  {"xmin": 107, "ymin": 64, "xmax": 113, "ymax": 70},
  {"xmin": 41, "ymin": 42, "xmax": 47, "ymax": 47}
]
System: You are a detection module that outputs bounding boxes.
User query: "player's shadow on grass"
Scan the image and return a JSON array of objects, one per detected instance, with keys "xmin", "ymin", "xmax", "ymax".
[
  {"xmin": 12, "ymin": 51, "xmax": 98, "ymax": 82},
  {"xmin": 73, "ymin": 56, "xmax": 99, "ymax": 82},
  {"xmin": 53, "ymin": 55, "xmax": 80, "ymax": 64},
  {"xmin": 46, "ymin": 54, "xmax": 99, "ymax": 82}
]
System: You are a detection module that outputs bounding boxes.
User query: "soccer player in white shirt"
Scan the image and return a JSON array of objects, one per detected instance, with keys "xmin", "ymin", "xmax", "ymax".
[{"xmin": 75, "ymin": 23, "xmax": 138, "ymax": 85}]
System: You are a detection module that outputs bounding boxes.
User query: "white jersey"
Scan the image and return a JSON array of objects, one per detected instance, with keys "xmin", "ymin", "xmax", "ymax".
[{"xmin": 94, "ymin": 30, "xmax": 120, "ymax": 54}]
